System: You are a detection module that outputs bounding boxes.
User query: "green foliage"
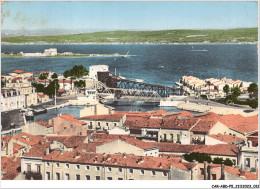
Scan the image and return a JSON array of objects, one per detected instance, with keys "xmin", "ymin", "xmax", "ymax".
[
  {"xmin": 183, "ymin": 152, "xmax": 212, "ymax": 163},
  {"xmin": 39, "ymin": 73, "xmax": 49, "ymax": 80},
  {"xmin": 51, "ymin": 73, "xmax": 58, "ymax": 79},
  {"xmin": 200, "ymin": 94, "xmax": 208, "ymax": 99},
  {"xmin": 1, "ymin": 80, "xmax": 6, "ymax": 88},
  {"xmin": 248, "ymin": 83, "xmax": 258, "ymax": 95},
  {"xmin": 177, "ymin": 134, "xmax": 180, "ymax": 142},
  {"xmin": 32, "ymin": 80, "xmax": 59, "ymax": 97},
  {"xmin": 63, "ymin": 65, "xmax": 88, "ymax": 78},
  {"xmin": 223, "ymin": 84, "xmax": 230, "ymax": 95},
  {"xmin": 231, "ymin": 87, "xmax": 241, "ymax": 97},
  {"xmin": 247, "ymin": 97, "xmax": 258, "ymax": 109},
  {"xmin": 2, "ymin": 28, "xmax": 258, "ymax": 44},
  {"xmin": 223, "ymin": 158, "xmax": 234, "ymax": 166},
  {"xmin": 213, "ymin": 157, "xmax": 224, "ymax": 164},
  {"xmin": 32, "ymin": 83, "xmax": 45, "ymax": 93},
  {"xmin": 74, "ymin": 80, "xmax": 86, "ymax": 88}
]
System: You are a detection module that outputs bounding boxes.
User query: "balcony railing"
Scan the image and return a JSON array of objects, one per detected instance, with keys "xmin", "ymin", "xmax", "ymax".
[{"xmin": 24, "ymin": 171, "xmax": 42, "ymax": 180}]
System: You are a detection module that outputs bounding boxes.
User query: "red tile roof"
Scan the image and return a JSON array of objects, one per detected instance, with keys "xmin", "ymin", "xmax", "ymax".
[
  {"xmin": 207, "ymin": 134, "xmax": 244, "ymax": 144},
  {"xmin": 224, "ymin": 166, "xmax": 258, "ymax": 180},
  {"xmin": 1, "ymin": 156, "xmax": 21, "ymax": 180},
  {"xmin": 42, "ymin": 150, "xmax": 195, "ymax": 171},
  {"xmin": 38, "ymin": 93, "xmax": 46, "ymax": 98},
  {"xmin": 80, "ymin": 114, "xmax": 125, "ymax": 121},
  {"xmin": 40, "ymin": 71, "xmax": 49, "ymax": 74},
  {"xmin": 58, "ymin": 80, "xmax": 74, "ymax": 83},
  {"xmin": 13, "ymin": 142, "xmax": 25, "ymax": 150},
  {"xmin": 192, "ymin": 144, "xmax": 238, "ymax": 156},
  {"xmin": 46, "ymin": 136, "xmax": 87, "ymax": 148},
  {"xmin": 219, "ymin": 115, "xmax": 258, "ymax": 135},
  {"xmin": 23, "ymin": 142, "xmax": 51, "ymax": 158},
  {"xmin": 12, "ymin": 132, "xmax": 44, "ymax": 146},
  {"xmin": 13, "ymin": 70, "xmax": 24, "ymax": 74},
  {"xmin": 156, "ymin": 143, "xmax": 204, "ymax": 153},
  {"xmin": 190, "ymin": 120, "xmax": 218, "ymax": 132},
  {"xmin": 1, "ymin": 135, "xmax": 12, "ymax": 148},
  {"xmin": 59, "ymin": 114, "xmax": 86, "ymax": 125},
  {"xmin": 11, "ymin": 77, "xmax": 22, "ymax": 83},
  {"xmin": 35, "ymin": 121, "xmax": 53, "ymax": 128}
]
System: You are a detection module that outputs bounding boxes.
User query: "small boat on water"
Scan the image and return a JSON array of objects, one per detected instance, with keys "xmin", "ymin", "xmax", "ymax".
[
  {"xmin": 25, "ymin": 110, "xmax": 34, "ymax": 121},
  {"xmin": 135, "ymin": 79, "xmax": 144, "ymax": 82},
  {"xmin": 33, "ymin": 108, "xmax": 47, "ymax": 115},
  {"xmin": 122, "ymin": 51, "xmax": 129, "ymax": 58}
]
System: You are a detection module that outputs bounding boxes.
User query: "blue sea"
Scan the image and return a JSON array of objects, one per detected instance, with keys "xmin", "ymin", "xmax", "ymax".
[{"xmin": 1, "ymin": 44, "xmax": 258, "ymax": 87}]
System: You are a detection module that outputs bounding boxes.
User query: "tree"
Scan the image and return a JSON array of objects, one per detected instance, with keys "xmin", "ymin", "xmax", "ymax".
[
  {"xmin": 183, "ymin": 152, "xmax": 212, "ymax": 163},
  {"xmin": 39, "ymin": 73, "xmax": 48, "ymax": 80},
  {"xmin": 223, "ymin": 84, "xmax": 230, "ymax": 96},
  {"xmin": 44, "ymin": 79, "xmax": 60, "ymax": 97},
  {"xmin": 51, "ymin": 73, "xmax": 58, "ymax": 79},
  {"xmin": 212, "ymin": 157, "xmax": 224, "ymax": 164},
  {"xmin": 32, "ymin": 83, "xmax": 45, "ymax": 93},
  {"xmin": 223, "ymin": 158, "xmax": 234, "ymax": 166},
  {"xmin": 231, "ymin": 87, "xmax": 241, "ymax": 97},
  {"xmin": 74, "ymin": 80, "xmax": 86, "ymax": 88},
  {"xmin": 63, "ymin": 65, "xmax": 88, "ymax": 78},
  {"xmin": 247, "ymin": 97, "xmax": 258, "ymax": 109},
  {"xmin": 1, "ymin": 80, "xmax": 6, "ymax": 88},
  {"xmin": 248, "ymin": 83, "xmax": 258, "ymax": 95}
]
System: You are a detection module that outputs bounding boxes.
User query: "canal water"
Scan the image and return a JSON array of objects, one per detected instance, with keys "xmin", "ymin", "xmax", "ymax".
[{"xmin": 1, "ymin": 44, "xmax": 258, "ymax": 87}]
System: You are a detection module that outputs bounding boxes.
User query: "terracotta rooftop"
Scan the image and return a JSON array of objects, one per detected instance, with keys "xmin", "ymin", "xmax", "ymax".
[
  {"xmin": 13, "ymin": 70, "xmax": 24, "ymax": 74},
  {"xmin": 224, "ymin": 166, "xmax": 258, "ymax": 180},
  {"xmin": 1, "ymin": 135, "xmax": 12, "ymax": 148},
  {"xmin": 42, "ymin": 150, "xmax": 195, "ymax": 171},
  {"xmin": 46, "ymin": 136, "xmax": 88, "ymax": 148},
  {"xmin": 207, "ymin": 134, "xmax": 244, "ymax": 144},
  {"xmin": 12, "ymin": 132, "xmax": 44, "ymax": 146},
  {"xmin": 23, "ymin": 142, "xmax": 51, "ymax": 158},
  {"xmin": 59, "ymin": 114, "xmax": 86, "ymax": 125},
  {"xmin": 1, "ymin": 156, "xmax": 21, "ymax": 180},
  {"xmin": 190, "ymin": 120, "xmax": 218, "ymax": 132},
  {"xmin": 13, "ymin": 142, "xmax": 25, "ymax": 150},
  {"xmin": 11, "ymin": 77, "xmax": 22, "ymax": 83},
  {"xmin": 35, "ymin": 121, "xmax": 53, "ymax": 128},
  {"xmin": 80, "ymin": 114, "xmax": 125, "ymax": 121},
  {"xmin": 156, "ymin": 143, "xmax": 204, "ymax": 153},
  {"xmin": 192, "ymin": 144, "xmax": 238, "ymax": 156},
  {"xmin": 38, "ymin": 94, "xmax": 46, "ymax": 98}
]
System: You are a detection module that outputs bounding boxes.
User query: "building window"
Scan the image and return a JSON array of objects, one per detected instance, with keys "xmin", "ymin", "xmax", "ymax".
[
  {"xmin": 170, "ymin": 134, "xmax": 174, "ymax": 140},
  {"xmin": 107, "ymin": 167, "xmax": 112, "ymax": 172},
  {"xmin": 56, "ymin": 172, "xmax": 60, "ymax": 180},
  {"xmin": 96, "ymin": 166, "xmax": 100, "ymax": 171},
  {"xmin": 200, "ymin": 168, "xmax": 204, "ymax": 175},
  {"xmin": 107, "ymin": 177, "xmax": 112, "ymax": 180},
  {"xmin": 46, "ymin": 172, "xmax": 50, "ymax": 180},
  {"xmin": 162, "ymin": 171, "xmax": 167, "ymax": 177},
  {"xmin": 233, "ymin": 159, "xmax": 236, "ymax": 165},
  {"xmin": 151, "ymin": 170, "xmax": 156, "ymax": 176},
  {"xmin": 118, "ymin": 178, "xmax": 123, "ymax": 180},
  {"xmin": 90, "ymin": 122, "xmax": 92, "ymax": 126},
  {"xmin": 96, "ymin": 176, "xmax": 101, "ymax": 180},
  {"xmin": 70, "ymin": 125, "xmax": 73, "ymax": 128},
  {"xmin": 118, "ymin": 168, "xmax": 122, "ymax": 172},
  {"xmin": 98, "ymin": 122, "xmax": 100, "ymax": 126},
  {"xmin": 245, "ymin": 158, "xmax": 251, "ymax": 168},
  {"xmin": 140, "ymin": 169, "xmax": 144, "ymax": 175},
  {"xmin": 65, "ymin": 164, "xmax": 69, "ymax": 169},
  {"xmin": 56, "ymin": 163, "xmax": 60, "ymax": 168},
  {"xmin": 37, "ymin": 165, "xmax": 41, "ymax": 173},
  {"xmin": 106, "ymin": 123, "xmax": 108, "ymax": 126},
  {"xmin": 164, "ymin": 134, "xmax": 167, "ymax": 140},
  {"xmin": 114, "ymin": 123, "xmax": 116, "ymax": 126},
  {"xmin": 212, "ymin": 174, "xmax": 217, "ymax": 180},
  {"xmin": 76, "ymin": 174, "xmax": 80, "ymax": 180},
  {"xmin": 129, "ymin": 169, "xmax": 133, "ymax": 174},
  {"xmin": 86, "ymin": 175, "xmax": 90, "ymax": 180},
  {"xmin": 27, "ymin": 164, "xmax": 31, "ymax": 173},
  {"xmin": 76, "ymin": 165, "xmax": 80, "ymax": 170},
  {"xmin": 86, "ymin": 165, "xmax": 90, "ymax": 170},
  {"xmin": 65, "ymin": 173, "xmax": 70, "ymax": 180}
]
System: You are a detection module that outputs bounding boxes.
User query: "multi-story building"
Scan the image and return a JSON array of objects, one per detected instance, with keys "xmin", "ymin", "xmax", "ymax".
[{"xmin": 1, "ymin": 89, "xmax": 26, "ymax": 111}]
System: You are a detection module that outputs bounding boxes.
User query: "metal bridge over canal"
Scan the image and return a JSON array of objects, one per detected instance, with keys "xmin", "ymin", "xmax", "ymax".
[{"xmin": 93, "ymin": 71, "xmax": 181, "ymax": 102}]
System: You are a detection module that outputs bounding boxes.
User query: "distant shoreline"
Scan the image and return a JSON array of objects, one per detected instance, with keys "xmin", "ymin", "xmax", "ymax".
[{"xmin": 1, "ymin": 41, "xmax": 258, "ymax": 45}]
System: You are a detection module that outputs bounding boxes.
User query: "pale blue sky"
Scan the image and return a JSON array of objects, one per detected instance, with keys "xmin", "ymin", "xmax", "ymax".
[{"xmin": 1, "ymin": 1, "xmax": 258, "ymax": 31}]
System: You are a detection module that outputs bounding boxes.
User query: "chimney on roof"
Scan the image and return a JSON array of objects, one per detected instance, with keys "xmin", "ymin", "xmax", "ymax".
[
  {"xmin": 113, "ymin": 159, "xmax": 117, "ymax": 164},
  {"xmin": 137, "ymin": 156, "xmax": 144, "ymax": 164},
  {"xmin": 158, "ymin": 162, "xmax": 162, "ymax": 168},
  {"xmin": 94, "ymin": 156, "xmax": 98, "ymax": 163},
  {"xmin": 107, "ymin": 154, "xmax": 111, "ymax": 161},
  {"xmin": 102, "ymin": 157, "xmax": 105, "ymax": 163},
  {"xmin": 46, "ymin": 148, "xmax": 50, "ymax": 155},
  {"xmin": 123, "ymin": 153, "xmax": 127, "ymax": 158}
]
